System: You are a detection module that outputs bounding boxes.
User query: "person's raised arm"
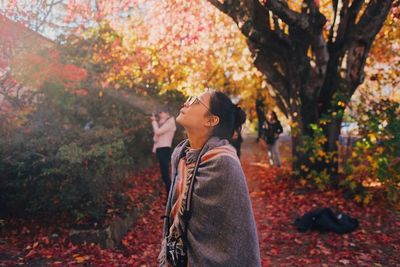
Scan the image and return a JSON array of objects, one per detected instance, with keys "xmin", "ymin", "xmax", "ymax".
[{"xmin": 152, "ymin": 117, "xmax": 175, "ymax": 136}]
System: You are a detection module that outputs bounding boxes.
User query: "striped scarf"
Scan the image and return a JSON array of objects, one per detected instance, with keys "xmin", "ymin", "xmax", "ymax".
[{"xmin": 168, "ymin": 144, "xmax": 239, "ymax": 238}]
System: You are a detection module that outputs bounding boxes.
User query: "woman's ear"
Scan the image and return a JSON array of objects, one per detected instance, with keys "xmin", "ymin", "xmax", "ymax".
[{"xmin": 206, "ymin": 115, "xmax": 219, "ymax": 127}]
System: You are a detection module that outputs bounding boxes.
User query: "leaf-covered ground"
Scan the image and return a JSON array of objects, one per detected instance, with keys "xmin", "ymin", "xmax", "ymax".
[
  {"xmin": 1, "ymin": 135, "xmax": 399, "ymax": 266},
  {"xmin": 243, "ymin": 136, "xmax": 400, "ymax": 267}
]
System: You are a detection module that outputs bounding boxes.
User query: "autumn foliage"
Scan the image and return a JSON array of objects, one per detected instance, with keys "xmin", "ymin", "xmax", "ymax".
[
  {"xmin": 0, "ymin": 24, "xmax": 186, "ymax": 223},
  {"xmin": 0, "ymin": 1, "xmax": 399, "ymax": 265}
]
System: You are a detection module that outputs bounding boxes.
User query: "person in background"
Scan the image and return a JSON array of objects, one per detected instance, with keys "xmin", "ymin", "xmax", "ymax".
[
  {"xmin": 158, "ymin": 91, "xmax": 260, "ymax": 267},
  {"xmin": 151, "ymin": 106, "xmax": 176, "ymax": 198},
  {"xmin": 262, "ymin": 110, "xmax": 283, "ymax": 167},
  {"xmin": 230, "ymin": 128, "xmax": 244, "ymax": 158}
]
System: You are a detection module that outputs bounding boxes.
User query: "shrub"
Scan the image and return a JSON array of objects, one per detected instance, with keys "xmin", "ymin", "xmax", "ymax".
[
  {"xmin": 341, "ymin": 98, "xmax": 400, "ymax": 204},
  {"xmin": 0, "ymin": 107, "xmax": 153, "ymax": 223},
  {"xmin": 295, "ymin": 123, "xmax": 337, "ymax": 190},
  {"xmin": 0, "ymin": 23, "xmax": 186, "ymax": 223},
  {"xmin": 0, "ymin": 80, "xmax": 157, "ymax": 222}
]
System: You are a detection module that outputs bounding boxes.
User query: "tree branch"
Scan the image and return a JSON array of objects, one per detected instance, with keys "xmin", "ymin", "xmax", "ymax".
[
  {"xmin": 328, "ymin": 0, "xmax": 340, "ymax": 44},
  {"xmin": 341, "ymin": 0, "xmax": 392, "ymax": 88},
  {"xmin": 207, "ymin": 0, "xmax": 292, "ymax": 55},
  {"xmin": 264, "ymin": 0, "xmax": 310, "ymax": 31},
  {"xmin": 354, "ymin": 0, "xmax": 393, "ymax": 40},
  {"xmin": 333, "ymin": 0, "xmax": 350, "ymax": 47},
  {"xmin": 250, "ymin": 48, "xmax": 291, "ymax": 108},
  {"xmin": 34, "ymin": 0, "xmax": 64, "ymax": 32},
  {"xmin": 207, "ymin": 0, "xmax": 227, "ymax": 13}
]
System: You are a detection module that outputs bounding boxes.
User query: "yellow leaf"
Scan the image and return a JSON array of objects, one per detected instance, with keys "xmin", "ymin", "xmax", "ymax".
[
  {"xmin": 74, "ymin": 255, "xmax": 88, "ymax": 263},
  {"xmin": 99, "ymin": 91, "xmax": 104, "ymax": 97},
  {"xmin": 363, "ymin": 195, "xmax": 371, "ymax": 204},
  {"xmin": 368, "ymin": 133, "xmax": 377, "ymax": 143},
  {"xmin": 371, "ymin": 162, "xmax": 378, "ymax": 170}
]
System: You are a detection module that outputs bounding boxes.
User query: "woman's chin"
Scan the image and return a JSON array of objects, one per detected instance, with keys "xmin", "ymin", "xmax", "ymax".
[{"xmin": 176, "ymin": 113, "xmax": 185, "ymax": 125}]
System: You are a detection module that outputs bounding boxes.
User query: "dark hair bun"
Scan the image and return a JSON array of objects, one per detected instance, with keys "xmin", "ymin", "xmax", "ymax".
[{"xmin": 209, "ymin": 92, "xmax": 246, "ymax": 139}]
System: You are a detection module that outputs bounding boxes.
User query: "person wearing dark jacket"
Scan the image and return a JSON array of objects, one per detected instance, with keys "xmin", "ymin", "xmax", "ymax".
[{"xmin": 262, "ymin": 110, "xmax": 283, "ymax": 167}]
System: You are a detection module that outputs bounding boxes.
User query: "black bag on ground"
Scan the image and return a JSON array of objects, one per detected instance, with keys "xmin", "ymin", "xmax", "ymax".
[{"xmin": 294, "ymin": 207, "xmax": 359, "ymax": 234}]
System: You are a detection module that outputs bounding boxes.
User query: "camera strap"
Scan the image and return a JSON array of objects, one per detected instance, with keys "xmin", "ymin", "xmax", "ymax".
[
  {"xmin": 181, "ymin": 140, "xmax": 207, "ymax": 243},
  {"xmin": 163, "ymin": 140, "xmax": 188, "ymax": 238},
  {"xmin": 164, "ymin": 138, "xmax": 209, "ymax": 256}
]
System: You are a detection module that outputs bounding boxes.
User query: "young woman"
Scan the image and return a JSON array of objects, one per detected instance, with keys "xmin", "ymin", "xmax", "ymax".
[
  {"xmin": 159, "ymin": 91, "xmax": 261, "ymax": 267},
  {"xmin": 151, "ymin": 106, "xmax": 176, "ymax": 198},
  {"xmin": 262, "ymin": 110, "xmax": 283, "ymax": 167}
]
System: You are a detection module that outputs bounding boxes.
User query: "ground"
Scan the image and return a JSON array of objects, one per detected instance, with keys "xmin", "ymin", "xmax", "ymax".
[{"xmin": 0, "ymin": 135, "xmax": 399, "ymax": 266}]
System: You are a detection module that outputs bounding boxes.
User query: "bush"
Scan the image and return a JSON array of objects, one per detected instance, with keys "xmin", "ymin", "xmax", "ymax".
[
  {"xmin": 0, "ymin": 23, "xmax": 186, "ymax": 223},
  {"xmin": 295, "ymin": 123, "xmax": 337, "ymax": 190},
  {"xmin": 341, "ymin": 98, "xmax": 400, "ymax": 204},
  {"xmin": 0, "ymin": 96, "xmax": 153, "ymax": 223},
  {"xmin": 0, "ymin": 76, "xmax": 169, "ymax": 223}
]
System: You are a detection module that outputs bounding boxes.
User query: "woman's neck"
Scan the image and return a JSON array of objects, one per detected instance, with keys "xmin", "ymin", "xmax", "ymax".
[{"xmin": 186, "ymin": 130, "xmax": 210, "ymax": 150}]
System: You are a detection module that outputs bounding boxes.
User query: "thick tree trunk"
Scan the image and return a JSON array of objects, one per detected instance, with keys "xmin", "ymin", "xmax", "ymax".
[
  {"xmin": 288, "ymin": 65, "xmax": 348, "ymax": 180},
  {"xmin": 207, "ymin": 0, "xmax": 393, "ymax": 183},
  {"xmin": 324, "ymin": 116, "xmax": 342, "ymax": 172}
]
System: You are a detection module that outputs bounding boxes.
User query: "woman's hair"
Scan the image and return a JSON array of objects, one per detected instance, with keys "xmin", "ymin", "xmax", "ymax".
[
  {"xmin": 209, "ymin": 91, "xmax": 246, "ymax": 139},
  {"xmin": 267, "ymin": 110, "xmax": 278, "ymax": 121},
  {"xmin": 157, "ymin": 105, "xmax": 170, "ymax": 114}
]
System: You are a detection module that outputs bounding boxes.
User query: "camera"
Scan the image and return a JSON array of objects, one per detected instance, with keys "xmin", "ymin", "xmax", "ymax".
[{"xmin": 166, "ymin": 235, "xmax": 187, "ymax": 267}]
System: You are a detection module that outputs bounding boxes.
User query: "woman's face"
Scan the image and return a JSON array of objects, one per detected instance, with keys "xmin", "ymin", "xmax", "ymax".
[
  {"xmin": 266, "ymin": 112, "xmax": 274, "ymax": 122},
  {"xmin": 176, "ymin": 91, "xmax": 216, "ymax": 133},
  {"xmin": 158, "ymin": 111, "xmax": 169, "ymax": 121}
]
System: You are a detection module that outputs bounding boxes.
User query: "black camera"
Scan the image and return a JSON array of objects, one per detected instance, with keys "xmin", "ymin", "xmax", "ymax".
[{"xmin": 166, "ymin": 235, "xmax": 187, "ymax": 267}]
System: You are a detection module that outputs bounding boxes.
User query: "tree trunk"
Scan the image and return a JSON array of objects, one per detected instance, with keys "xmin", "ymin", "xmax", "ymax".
[
  {"xmin": 207, "ymin": 0, "xmax": 393, "ymax": 182},
  {"xmin": 324, "ymin": 116, "xmax": 342, "ymax": 172}
]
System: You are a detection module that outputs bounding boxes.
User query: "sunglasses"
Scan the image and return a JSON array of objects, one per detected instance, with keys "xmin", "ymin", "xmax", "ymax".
[{"xmin": 185, "ymin": 96, "xmax": 213, "ymax": 114}]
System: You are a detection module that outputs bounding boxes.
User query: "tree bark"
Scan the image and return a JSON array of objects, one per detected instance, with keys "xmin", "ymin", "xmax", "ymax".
[{"xmin": 207, "ymin": 0, "xmax": 393, "ymax": 180}]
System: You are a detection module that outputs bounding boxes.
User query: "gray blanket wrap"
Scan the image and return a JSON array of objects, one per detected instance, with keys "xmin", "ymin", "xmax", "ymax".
[{"xmin": 159, "ymin": 136, "xmax": 261, "ymax": 267}]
